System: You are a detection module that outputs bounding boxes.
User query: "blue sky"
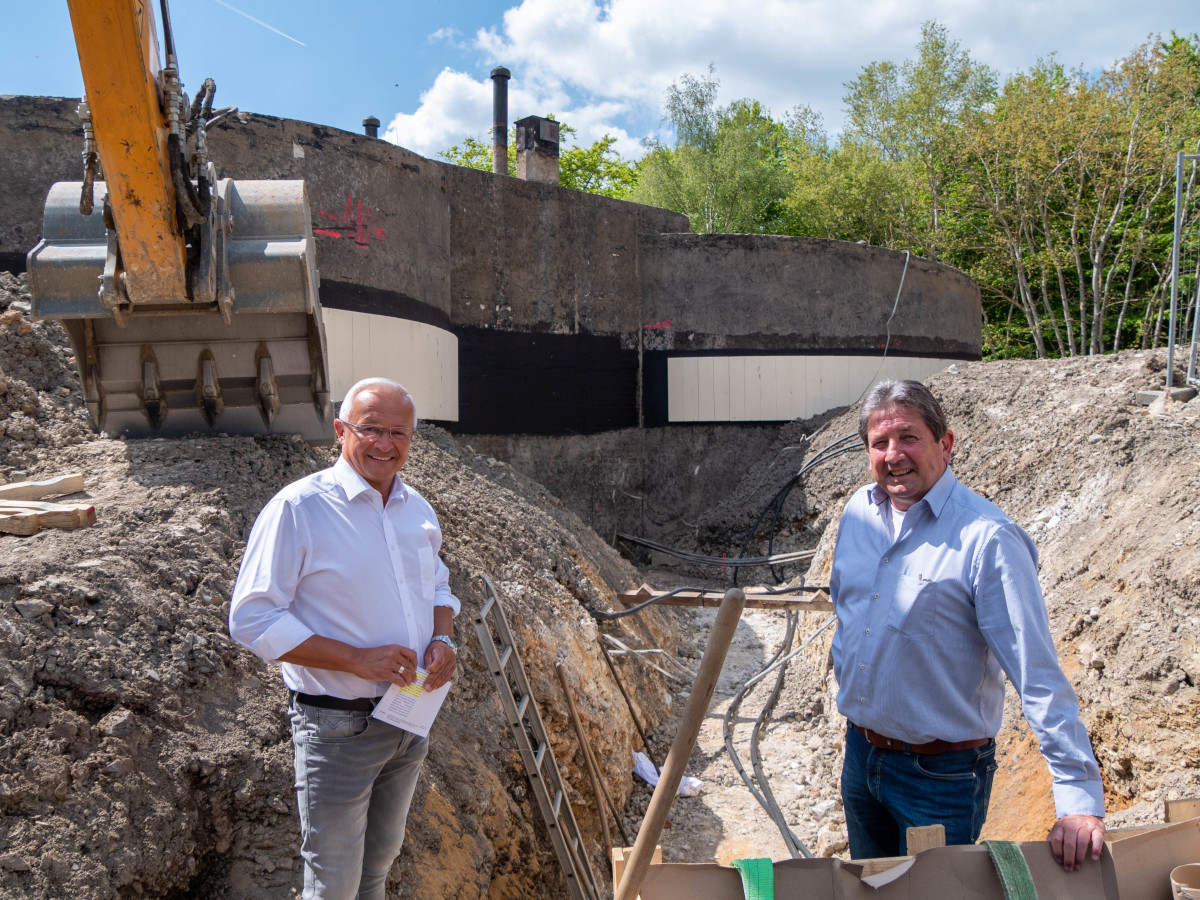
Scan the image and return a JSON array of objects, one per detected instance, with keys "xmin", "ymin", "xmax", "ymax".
[{"xmin": 4, "ymin": 0, "xmax": 1194, "ymax": 162}]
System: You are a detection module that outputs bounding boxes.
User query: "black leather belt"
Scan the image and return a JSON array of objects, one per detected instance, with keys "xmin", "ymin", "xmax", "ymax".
[
  {"xmin": 852, "ymin": 723, "xmax": 993, "ymax": 755},
  {"xmin": 290, "ymin": 690, "xmax": 381, "ymax": 712}
]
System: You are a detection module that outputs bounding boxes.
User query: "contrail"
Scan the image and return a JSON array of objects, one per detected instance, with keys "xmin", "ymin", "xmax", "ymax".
[{"xmin": 211, "ymin": 0, "xmax": 306, "ymax": 46}]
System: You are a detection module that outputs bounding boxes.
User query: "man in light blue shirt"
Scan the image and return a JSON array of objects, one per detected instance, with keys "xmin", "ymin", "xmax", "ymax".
[{"xmin": 830, "ymin": 379, "xmax": 1104, "ymax": 871}]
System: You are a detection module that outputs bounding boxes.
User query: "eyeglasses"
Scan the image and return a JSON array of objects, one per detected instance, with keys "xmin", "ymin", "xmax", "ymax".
[{"xmin": 339, "ymin": 420, "xmax": 416, "ymax": 442}]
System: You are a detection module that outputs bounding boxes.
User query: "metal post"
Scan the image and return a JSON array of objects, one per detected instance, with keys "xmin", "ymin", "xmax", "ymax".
[
  {"xmin": 1169, "ymin": 151, "xmax": 1184, "ymax": 389},
  {"xmin": 614, "ymin": 588, "xmax": 746, "ymax": 900},
  {"xmin": 490, "ymin": 66, "xmax": 511, "ymax": 176}
]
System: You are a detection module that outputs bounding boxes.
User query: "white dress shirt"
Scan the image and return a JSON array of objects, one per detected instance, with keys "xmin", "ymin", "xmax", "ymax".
[{"xmin": 230, "ymin": 455, "xmax": 459, "ymax": 700}]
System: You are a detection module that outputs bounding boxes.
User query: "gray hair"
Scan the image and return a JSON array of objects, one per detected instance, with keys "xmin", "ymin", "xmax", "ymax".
[
  {"xmin": 857, "ymin": 379, "xmax": 947, "ymax": 444},
  {"xmin": 338, "ymin": 378, "xmax": 418, "ymax": 424}
]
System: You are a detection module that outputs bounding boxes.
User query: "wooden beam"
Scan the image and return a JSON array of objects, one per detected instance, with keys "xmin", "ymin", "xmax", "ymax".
[
  {"xmin": 0, "ymin": 500, "xmax": 97, "ymax": 535},
  {"xmin": 906, "ymin": 824, "xmax": 946, "ymax": 854},
  {"xmin": 616, "ymin": 585, "xmax": 831, "ymax": 612},
  {"xmin": 0, "ymin": 474, "xmax": 85, "ymax": 502},
  {"xmin": 1166, "ymin": 798, "xmax": 1200, "ymax": 823},
  {"xmin": 610, "ymin": 846, "xmax": 662, "ymax": 894}
]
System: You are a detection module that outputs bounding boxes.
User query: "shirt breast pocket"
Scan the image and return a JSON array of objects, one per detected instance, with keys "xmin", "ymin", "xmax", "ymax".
[{"xmin": 886, "ymin": 570, "xmax": 939, "ymax": 640}]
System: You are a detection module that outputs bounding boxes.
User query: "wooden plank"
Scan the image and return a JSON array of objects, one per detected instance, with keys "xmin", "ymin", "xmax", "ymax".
[
  {"xmin": 0, "ymin": 511, "xmax": 40, "ymax": 536},
  {"xmin": 611, "ymin": 846, "xmax": 662, "ymax": 895},
  {"xmin": 616, "ymin": 588, "xmax": 831, "ymax": 612},
  {"xmin": 0, "ymin": 473, "xmax": 85, "ymax": 502},
  {"xmin": 851, "ymin": 855, "xmax": 912, "ymax": 876},
  {"xmin": 0, "ymin": 500, "xmax": 96, "ymax": 535},
  {"xmin": 906, "ymin": 824, "xmax": 946, "ymax": 854},
  {"xmin": 1166, "ymin": 798, "xmax": 1200, "ymax": 823}
]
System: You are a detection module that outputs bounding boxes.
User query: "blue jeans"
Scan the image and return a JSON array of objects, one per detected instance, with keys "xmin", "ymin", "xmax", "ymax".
[
  {"xmin": 290, "ymin": 698, "xmax": 429, "ymax": 900},
  {"xmin": 841, "ymin": 723, "xmax": 996, "ymax": 859}
]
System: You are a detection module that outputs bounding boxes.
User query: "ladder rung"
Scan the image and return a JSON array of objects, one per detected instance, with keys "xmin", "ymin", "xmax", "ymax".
[
  {"xmin": 516, "ymin": 694, "xmax": 530, "ymax": 718},
  {"xmin": 479, "ymin": 596, "xmax": 495, "ymax": 620},
  {"xmin": 498, "ymin": 645, "xmax": 512, "ymax": 669},
  {"xmin": 533, "ymin": 742, "xmax": 547, "ymax": 773},
  {"xmin": 552, "ymin": 789, "xmax": 564, "ymax": 817}
]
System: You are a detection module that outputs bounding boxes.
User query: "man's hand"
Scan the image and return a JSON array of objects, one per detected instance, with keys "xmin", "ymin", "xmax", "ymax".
[
  {"xmin": 1048, "ymin": 814, "xmax": 1105, "ymax": 871},
  {"xmin": 355, "ymin": 645, "xmax": 420, "ymax": 688},
  {"xmin": 423, "ymin": 639, "xmax": 456, "ymax": 692},
  {"xmin": 279, "ymin": 635, "xmax": 419, "ymax": 687}
]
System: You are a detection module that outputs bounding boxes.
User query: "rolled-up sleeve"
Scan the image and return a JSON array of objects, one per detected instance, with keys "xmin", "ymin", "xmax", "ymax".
[
  {"xmin": 427, "ymin": 519, "xmax": 460, "ymax": 615},
  {"xmin": 229, "ymin": 497, "xmax": 316, "ymax": 662}
]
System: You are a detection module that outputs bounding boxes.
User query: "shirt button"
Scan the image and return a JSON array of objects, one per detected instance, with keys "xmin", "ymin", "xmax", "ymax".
[
  {"xmin": 883, "ymin": 557, "xmax": 889, "ymax": 563},
  {"xmin": 865, "ymin": 629, "xmax": 871, "ymax": 635},
  {"xmin": 874, "ymin": 593, "xmax": 879, "ymax": 599},
  {"xmin": 860, "ymin": 664, "xmax": 865, "ymax": 670},
  {"xmin": 859, "ymin": 697, "xmax": 866, "ymax": 703}
]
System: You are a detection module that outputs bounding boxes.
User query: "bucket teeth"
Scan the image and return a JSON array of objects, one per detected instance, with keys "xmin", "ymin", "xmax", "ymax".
[
  {"xmin": 197, "ymin": 351, "xmax": 224, "ymax": 428},
  {"xmin": 139, "ymin": 347, "xmax": 165, "ymax": 432},
  {"xmin": 255, "ymin": 347, "xmax": 280, "ymax": 427}
]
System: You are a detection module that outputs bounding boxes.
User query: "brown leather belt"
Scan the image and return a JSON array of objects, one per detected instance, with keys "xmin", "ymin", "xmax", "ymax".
[
  {"xmin": 290, "ymin": 690, "xmax": 381, "ymax": 712},
  {"xmin": 852, "ymin": 723, "xmax": 992, "ymax": 755}
]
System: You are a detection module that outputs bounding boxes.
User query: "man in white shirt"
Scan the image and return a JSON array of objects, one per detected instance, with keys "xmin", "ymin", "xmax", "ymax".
[{"xmin": 230, "ymin": 377, "xmax": 459, "ymax": 900}]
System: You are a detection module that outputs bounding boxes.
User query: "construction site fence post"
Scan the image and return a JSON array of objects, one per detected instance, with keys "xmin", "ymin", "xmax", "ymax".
[{"xmin": 614, "ymin": 587, "xmax": 746, "ymax": 900}]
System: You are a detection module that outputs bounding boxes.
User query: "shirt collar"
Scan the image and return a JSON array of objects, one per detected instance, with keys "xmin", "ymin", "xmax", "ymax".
[
  {"xmin": 333, "ymin": 455, "xmax": 408, "ymax": 504},
  {"xmin": 869, "ymin": 466, "xmax": 958, "ymax": 517}
]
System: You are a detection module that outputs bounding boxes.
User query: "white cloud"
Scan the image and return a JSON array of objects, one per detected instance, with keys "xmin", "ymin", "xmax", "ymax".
[
  {"xmin": 428, "ymin": 26, "xmax": 466, "ymax": 48},
  {"xmin": 386, "ymin": 0, "xmax": 1194, "ymax": 160}
]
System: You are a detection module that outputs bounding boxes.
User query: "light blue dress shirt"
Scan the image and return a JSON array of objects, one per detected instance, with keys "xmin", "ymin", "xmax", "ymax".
[{"xmin": 830, "ymin": 467, "xmax": 1105, "ymax": 819}]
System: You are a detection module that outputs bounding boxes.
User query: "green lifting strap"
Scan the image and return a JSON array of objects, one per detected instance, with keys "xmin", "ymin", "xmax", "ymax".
[
  {"xmin": 732, "ymin": 857, "xmax": 774, "ymax": 900},
  {"xmin": 984, "ymin": 840, "xmax": 1039, "ymax": 900}
]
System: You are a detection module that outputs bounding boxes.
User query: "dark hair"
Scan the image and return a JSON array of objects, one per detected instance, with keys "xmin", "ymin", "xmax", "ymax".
[{"xmin": 857, "ymin": 380, "xmax": 948, "ymax": 444}]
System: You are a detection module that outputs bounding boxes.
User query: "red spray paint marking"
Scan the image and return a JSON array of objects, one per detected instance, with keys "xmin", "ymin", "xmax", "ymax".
[
  {"xmin": 314, "ymin": 192, "xmax": 386, "ymax": 249},
  {"xmin": 644, "ymin": 319, "xmax": 672, "ymax": 330}
]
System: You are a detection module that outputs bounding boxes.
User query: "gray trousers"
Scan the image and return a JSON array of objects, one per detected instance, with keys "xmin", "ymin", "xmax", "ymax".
[{"xmin": 289, "ymin": 697, "xmax": 429, "ymax": 900}]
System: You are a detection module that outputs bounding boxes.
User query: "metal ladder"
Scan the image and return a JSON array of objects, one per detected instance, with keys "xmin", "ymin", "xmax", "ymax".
[{"xmin": 474, "ymin": 575, "xmax": 601, "ymax": 900}]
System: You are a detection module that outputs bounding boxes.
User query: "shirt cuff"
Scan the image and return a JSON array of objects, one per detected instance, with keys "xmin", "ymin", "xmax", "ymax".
[
  {"xmin": 1052, "ymin": 781, "xmax": 1106, "ymax": 819},
  {"xmin": 251, "ymin": 615, "xmax": 315, "ymax": 664},
  {"xmin": 434, "ymin": 595, "xmax": 461, "ymax": 616}
]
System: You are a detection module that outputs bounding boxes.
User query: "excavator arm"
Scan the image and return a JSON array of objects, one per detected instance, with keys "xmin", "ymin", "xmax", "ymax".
[{"xmin": 26, "ymin": 0, "xmax": 331, "ymax": 438}]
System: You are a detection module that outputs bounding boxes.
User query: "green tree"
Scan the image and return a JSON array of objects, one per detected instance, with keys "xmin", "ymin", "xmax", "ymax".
[
  {"xmin": 780, "ymin": 104, "xmax": 919, "ymax": 245},
  {"xmin": 560, "ymin": 135, "xmax": 637, "ymax": 198},
  {"xmin": 842, "ymin": 21, "xmax": 997, "ymax": 257},
  {"xmin": 629, "ymin": 67, "xmax": 792, "ymax": 233},
  {"xmin": 440, "ymin": 133, "xmax": 514, "ymax": 175},
  {"xmin": 440, "ymin": 121, "xmax": 636, "ymax": 198},
  {"xmin": 954, "ymin": 38, "xmax": 1200, "ymax": 357}
]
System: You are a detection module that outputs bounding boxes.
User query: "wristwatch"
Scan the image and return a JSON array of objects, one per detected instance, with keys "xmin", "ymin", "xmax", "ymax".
[{"xmin": 430, "ymin": 634, "xmax": 458, "ymax": 652}]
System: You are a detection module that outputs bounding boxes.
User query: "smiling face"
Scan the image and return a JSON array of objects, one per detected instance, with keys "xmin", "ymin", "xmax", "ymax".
[
  {"xmin": 334, "ymin": 387, "xmax": 416, "ymax": 500},
  {"xmin": 865, "ymin": 404, "xmax": 954, "ymax": 511}
]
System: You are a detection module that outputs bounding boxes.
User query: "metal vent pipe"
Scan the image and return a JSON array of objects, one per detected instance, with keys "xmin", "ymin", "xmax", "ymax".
[
  {"xmin": 362, "ymin": 116, "xmax": 379, "ymax": 138},
  {"xmin": 490, "ymin": 66, "xmax": 511, "ymax": 176}
]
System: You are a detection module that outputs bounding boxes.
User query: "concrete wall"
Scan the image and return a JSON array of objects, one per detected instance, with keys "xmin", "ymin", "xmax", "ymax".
[
  {"xmin": 0, "ymin": 96, "xmax": 982, "ymax": 436},
  {"xmin": 638, "ymin": 234, "xmax": 979, "ymax": 356}
]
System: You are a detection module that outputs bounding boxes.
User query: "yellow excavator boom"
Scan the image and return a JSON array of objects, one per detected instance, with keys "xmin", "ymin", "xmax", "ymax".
[{"xmin": 26, "ymin": 0, "xmax": 331, "ymax": 438}]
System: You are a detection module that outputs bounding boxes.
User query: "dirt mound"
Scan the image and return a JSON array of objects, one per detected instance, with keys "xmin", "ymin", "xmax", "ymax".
[{"xmin": 0, "ymin": 273, "xmax": 675, "ymax": 898}]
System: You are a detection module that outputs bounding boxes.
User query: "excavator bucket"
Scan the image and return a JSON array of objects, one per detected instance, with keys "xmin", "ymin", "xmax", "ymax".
[{"xmin": 27, "ymin": 179, "xmax": 332, "ymax": 440}]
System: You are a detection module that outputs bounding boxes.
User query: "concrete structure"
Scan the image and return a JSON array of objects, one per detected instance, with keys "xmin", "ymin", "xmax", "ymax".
[
  {"xmin": 515, "ymin": 116, "xmax": 561, "ymax": 185},
  {"xmin": 0, "ymin": 96, "xmax": 982, "ymax": 436}
]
